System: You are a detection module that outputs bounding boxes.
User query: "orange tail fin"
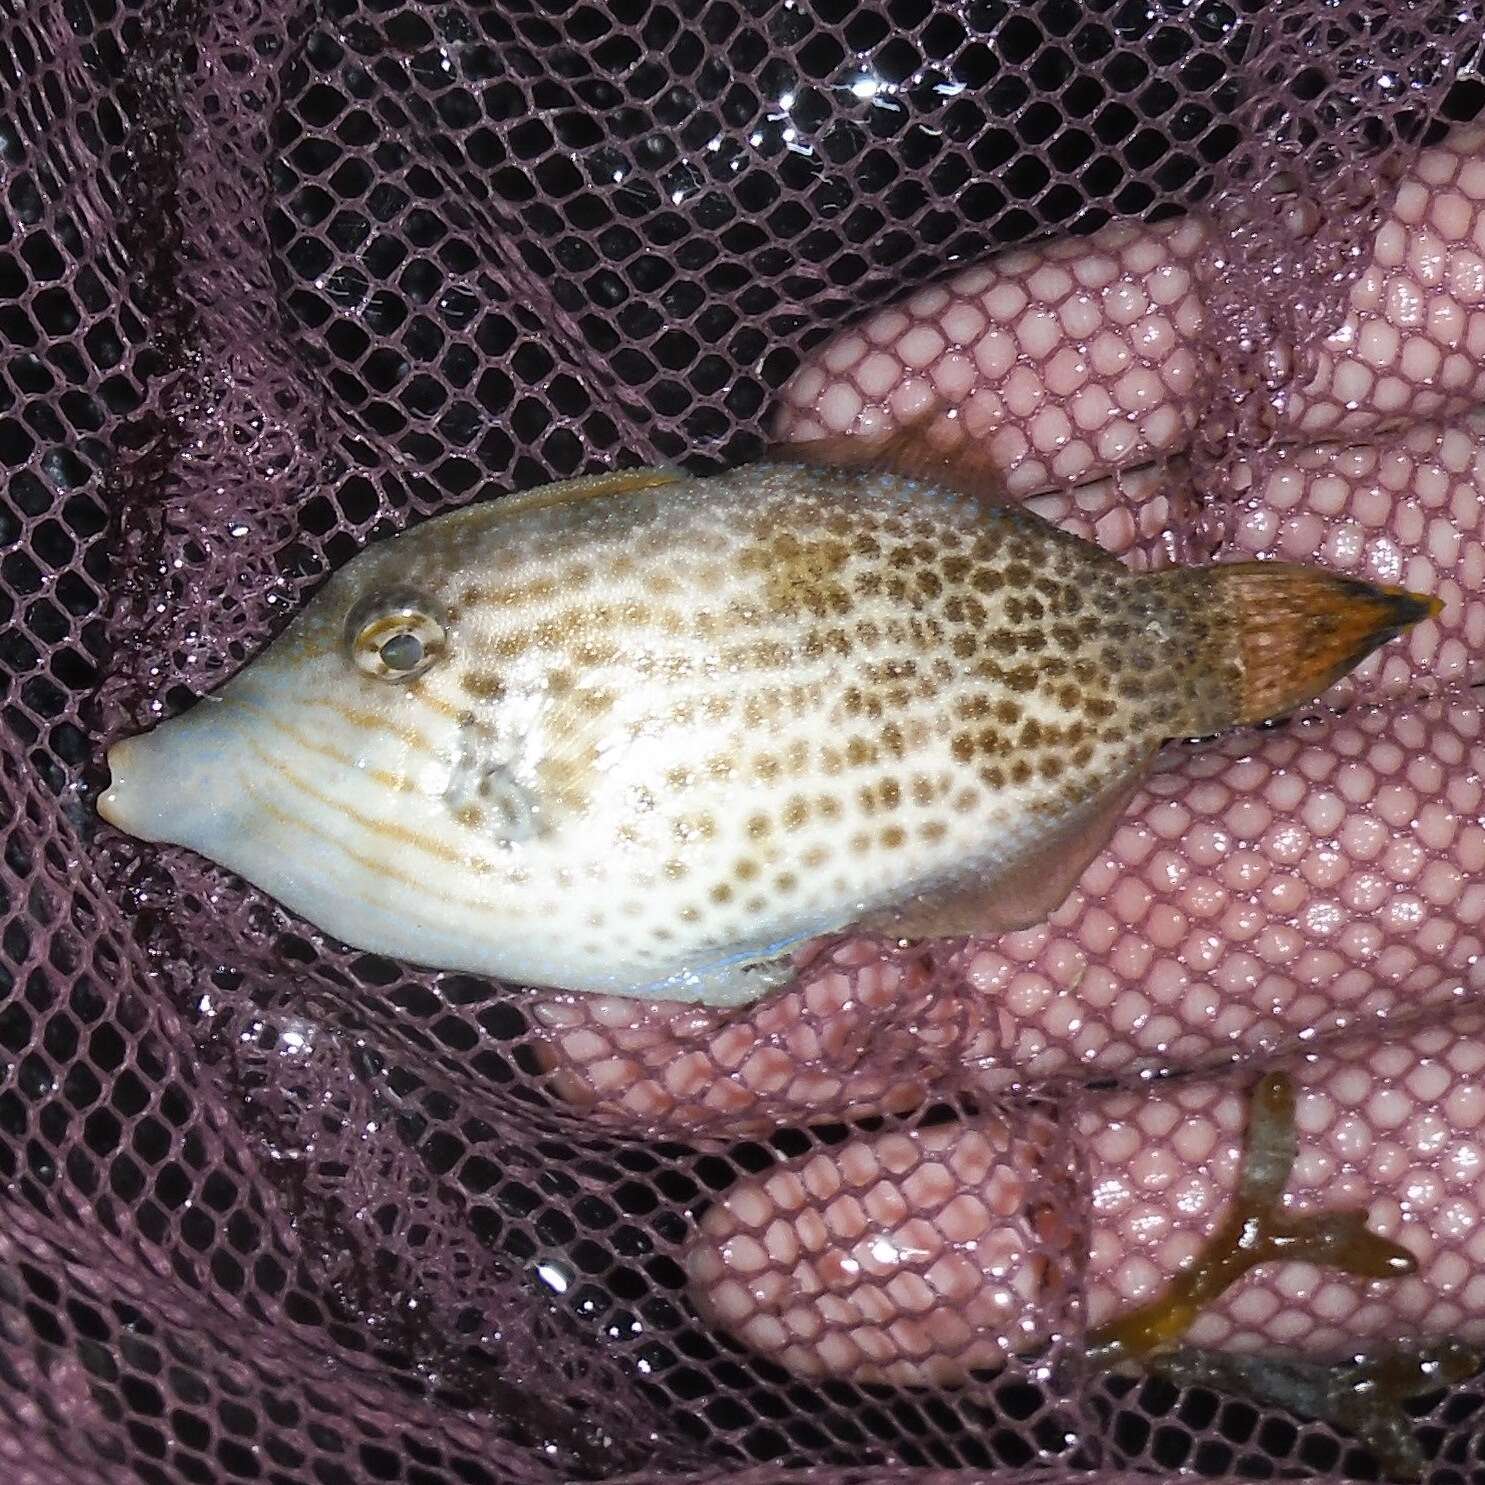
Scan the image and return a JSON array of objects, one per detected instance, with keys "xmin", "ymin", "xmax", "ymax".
[{"xmin": 1209, "ymin": 562, "xmax": 1440, "ymax": 725}]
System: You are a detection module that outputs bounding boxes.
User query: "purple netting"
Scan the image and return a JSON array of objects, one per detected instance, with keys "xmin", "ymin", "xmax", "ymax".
[{"xmin": 3, "ymin": 0, "xmax": 1485, "ymax": 1481}]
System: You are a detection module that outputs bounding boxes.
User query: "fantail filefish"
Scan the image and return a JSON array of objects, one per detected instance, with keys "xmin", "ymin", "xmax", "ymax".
[{"xmin": 98, "ymin": 422, "xmax": 1439, "ymax": 1005}]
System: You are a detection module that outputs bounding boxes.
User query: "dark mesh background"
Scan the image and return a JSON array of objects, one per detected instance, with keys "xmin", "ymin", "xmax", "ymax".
[{"xmin": 3, "ymin": 0, "xmax": 1485, "ymax": 1481}]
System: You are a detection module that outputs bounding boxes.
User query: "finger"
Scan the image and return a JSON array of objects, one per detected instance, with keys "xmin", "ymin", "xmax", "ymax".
[
  {"xmin": 526, "ymin": 939, "xmax": 959, "ymax": 1138},
  {"xmin": 962, "ymin": 693, "xmax": 1485, "ymax": 1087},
  {"xmin": 1019, "ymin": 466, "xmax": 1176, "ymax": 570},
  {"xmin": 683, "ymin": 1104, "xmax": 1079, "ymax": 1385},
  {"xmin": 775, "ymin": 127, "xmax": 1485, "ymax": 498},
  {"xmin": 775, "ymin": 213, "xmax": 1205, "ymax": 498},
  {"xmin": 684, "ymin": 1010, "xmax": 1485, "ymax": 1386},
  {"xmin": 1290, "ymin": 130, "xmax": 1485, "ymax": 438}
]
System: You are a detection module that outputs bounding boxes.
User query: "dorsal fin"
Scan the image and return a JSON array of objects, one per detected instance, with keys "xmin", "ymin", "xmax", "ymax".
[
  {"xmin": 771, "ymin": 405, "xmax": 1016, "ymax": 507},
  {"xmin": 440, "ymin": 466, "xmax": 686, "ymax": 533},
  {"xmin": 493, "ymin": 465, "xmax": 686, "ymax": 519}
]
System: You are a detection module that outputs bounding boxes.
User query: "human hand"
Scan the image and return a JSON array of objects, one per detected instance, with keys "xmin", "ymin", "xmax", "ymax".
[{"xmin": 530, "ymin": 125, "xmax": 1485, "ymax": 1145}]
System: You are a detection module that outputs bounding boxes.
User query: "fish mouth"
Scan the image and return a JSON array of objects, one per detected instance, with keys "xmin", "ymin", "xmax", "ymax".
[
  {"xmin": 97, "ymin": 733, "xmax": 156, "ymax": 836},
  {"xmin": 97, "ymin": 699, "xmax": 246, "ymax": 849}
]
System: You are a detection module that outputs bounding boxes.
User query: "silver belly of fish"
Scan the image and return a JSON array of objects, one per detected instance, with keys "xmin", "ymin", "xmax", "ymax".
[{"xmin": 95, "ymin": 462, "xmax": 1202, "ymax": 1004}]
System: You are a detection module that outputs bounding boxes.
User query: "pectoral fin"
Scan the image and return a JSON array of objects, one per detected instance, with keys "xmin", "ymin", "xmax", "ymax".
[
  {"xmin": 862, "ymin": 768, "xmax": 1148, "ymax": 941},
  {"xmin": 446, "ymin": 717, "xmax": 549, "ymax": 843},
  {"xmin": 636, "ymin": 943, "xmax": 806, "ymax": 1007}
]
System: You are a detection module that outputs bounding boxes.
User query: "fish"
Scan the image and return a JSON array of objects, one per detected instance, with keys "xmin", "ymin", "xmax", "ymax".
[{"xmin": 97, "ymin": 426, "xmax": 1439, "ymax": 1005}]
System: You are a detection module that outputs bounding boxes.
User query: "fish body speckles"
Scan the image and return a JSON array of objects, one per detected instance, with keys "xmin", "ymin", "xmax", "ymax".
[{"xmin": 98, "ymin": 457, "xmax": 1436, "ymax": 1004}]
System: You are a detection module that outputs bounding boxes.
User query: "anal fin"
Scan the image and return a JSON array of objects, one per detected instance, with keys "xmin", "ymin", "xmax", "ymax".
[{"xmin": 862, "ymin": 768, "xmax": 1148, "ymax": 941}]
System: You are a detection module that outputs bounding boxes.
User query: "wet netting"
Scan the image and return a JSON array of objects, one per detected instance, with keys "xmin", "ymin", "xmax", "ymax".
[{"xmin": 4, "ymin": 0, "xmax": 1485, "ymax": 1481}]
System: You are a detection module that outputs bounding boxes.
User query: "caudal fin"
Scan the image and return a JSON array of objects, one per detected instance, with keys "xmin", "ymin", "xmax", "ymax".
[{"xmin": 1209, "ymin": 562, "xmax": 1440, "ymax": 726}]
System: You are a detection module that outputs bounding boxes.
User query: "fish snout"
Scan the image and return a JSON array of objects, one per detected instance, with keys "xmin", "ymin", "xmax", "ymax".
[{"xmin": 98, "ymin": 701, "xmax": 245, "ymax": 848}]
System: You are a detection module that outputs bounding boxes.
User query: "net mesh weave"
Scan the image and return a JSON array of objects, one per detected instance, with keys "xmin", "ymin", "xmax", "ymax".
[{"xmin": 3, "ymin": 0, "xmax": 1485, "ymax": 1480}]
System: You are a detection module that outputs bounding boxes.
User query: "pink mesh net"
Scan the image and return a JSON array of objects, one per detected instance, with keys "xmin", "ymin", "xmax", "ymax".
[{"xmin": 3, "ymin": 0, "xmax": 1485, "ymax": 1481}]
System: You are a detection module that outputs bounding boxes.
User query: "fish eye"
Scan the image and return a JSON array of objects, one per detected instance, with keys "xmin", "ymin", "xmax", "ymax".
[
  {"xmin": 378, "ymin": 632, "xmax": 425, "ymax": 672},
  {"xmin": 347, "ymin": 592, "xmax": 446, "ymax": 682}
]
